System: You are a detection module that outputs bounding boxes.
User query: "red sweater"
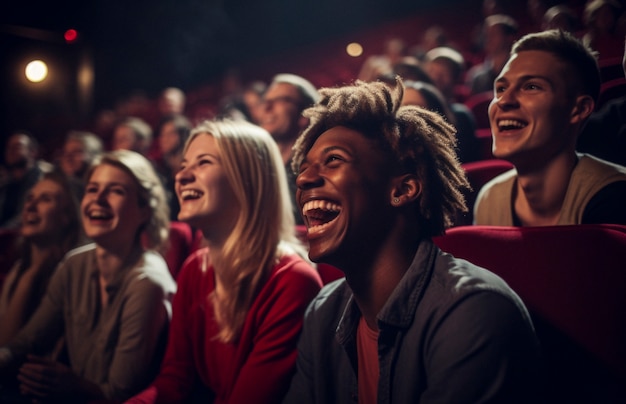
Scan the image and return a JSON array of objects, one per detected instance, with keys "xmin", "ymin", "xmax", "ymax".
[{"xmin": 129, "ymin": 248, "xmax": 322, "ymax": 404}]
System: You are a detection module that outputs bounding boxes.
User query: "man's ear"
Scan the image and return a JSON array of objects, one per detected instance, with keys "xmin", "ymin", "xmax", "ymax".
[
  {"xmin": 390, "ymin": 174, "xmax": 422, "ymax": 206},
  {"xmin": 570, "ymin": 95, "xmax": 594, "ymax": 124}
]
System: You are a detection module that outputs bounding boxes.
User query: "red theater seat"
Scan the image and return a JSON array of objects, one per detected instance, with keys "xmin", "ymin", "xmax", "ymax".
[
  {"xmin": 464, "ymin": 90, "xmax": 493, "ymax": 129},
  {"xmin": 433, "ymin": 224, "xmax": 626, "ymax": 401},
  {"xmin": 454, "ymin": 159, "xmax": 514, "ymax": 226}
]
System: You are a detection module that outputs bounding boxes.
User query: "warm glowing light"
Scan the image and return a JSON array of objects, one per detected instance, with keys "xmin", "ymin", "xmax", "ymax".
[
  {"xmin": 64, "ymin": 29, "xmax": 78, "ymax": 43},
  {"xmin": 25, "ymin": 60, "xmax": 48, "ymax": 83},
  {"xmin": 346, "ymin": 42, "xmax": 363, "ymax": 57}
]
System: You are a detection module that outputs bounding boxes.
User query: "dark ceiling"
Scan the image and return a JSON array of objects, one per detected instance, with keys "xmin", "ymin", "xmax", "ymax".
[{"xmin": 0, "ymin": 0, "xmax": 463, "ymax": 151}]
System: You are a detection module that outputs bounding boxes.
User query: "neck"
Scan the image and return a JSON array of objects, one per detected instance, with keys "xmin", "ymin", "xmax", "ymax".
[
  {"xmin": 514, "ymin": 152, "xmax": 578, "ymax": 226},
  {"xmin": 95, "ymin": 243, "xmax": 141, "ymax": 284},
  {"xmin": 344, "ymin": 216, "xmax": 421, "ymax": 330},
  {"xmin": 29, "ymin": 242, "xmax": 62, "ymax": 269}
]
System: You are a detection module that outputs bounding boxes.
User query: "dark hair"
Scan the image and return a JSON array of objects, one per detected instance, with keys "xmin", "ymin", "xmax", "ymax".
[
  {"xmin": 403, "ymin": 80, "xmax": 456, "ymax": 125},
  {"xmin": 512, "ymin": 29, "xmax": 600, "ymax": 102},
  {"xmin": 292, "ymin": 78, "xmax": 469, "ymax": 236},
  {"xmin": 156, "ymin": 113, "xmax": 191, "ymax": 155}
]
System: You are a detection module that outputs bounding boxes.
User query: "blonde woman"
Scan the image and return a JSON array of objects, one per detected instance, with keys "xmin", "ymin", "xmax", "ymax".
[
  {"xmin": 0, "ymin": 150, "xmax": 176, "ymax": 402},
  {"xmin": 129, "ymin": 119, "xmax": 323, "ymax": 403}
]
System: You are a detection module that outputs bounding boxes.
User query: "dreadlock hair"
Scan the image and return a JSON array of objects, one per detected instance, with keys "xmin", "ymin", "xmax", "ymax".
[{"xmin": 292, "ymin": 77, "xmax": 470, "ymax": 237}]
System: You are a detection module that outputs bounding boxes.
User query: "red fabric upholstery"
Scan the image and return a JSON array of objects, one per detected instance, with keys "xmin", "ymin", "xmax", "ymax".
[
  {"xmin": 464, "ymin": 90, "xmax": 493, "ymax": 129},
  {"xmin": 434, "ymin": 224, "xmax": 626, "ymax": 400},
  {"xmin": 474, "ymin": 128, "xmax": 494, "ymax": 161},
  {"xmin": 597, "ymin": 77, "xmax": 626, "ymax": 111},
  {"xmin": 454, "ymin": 159, "xmax": 514, "ymax": 226}
]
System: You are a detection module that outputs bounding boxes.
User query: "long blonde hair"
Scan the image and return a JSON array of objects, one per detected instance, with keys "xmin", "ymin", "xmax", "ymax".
[{"xmin": 185, "ymin": 119, "xmax": 305, "ymax": 342}]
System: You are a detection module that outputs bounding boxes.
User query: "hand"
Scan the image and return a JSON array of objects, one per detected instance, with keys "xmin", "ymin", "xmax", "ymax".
[{"xmin": 17, "ymin": 355, "xmax": 79, "ymax": 400}]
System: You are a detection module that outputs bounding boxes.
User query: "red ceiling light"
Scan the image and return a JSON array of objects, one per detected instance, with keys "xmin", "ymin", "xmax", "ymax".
[{"xmin": 64, "ymin": 29, "xmax": 78, "ymax": 43}]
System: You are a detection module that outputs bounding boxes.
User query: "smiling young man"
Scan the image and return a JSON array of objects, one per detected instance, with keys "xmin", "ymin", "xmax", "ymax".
[
  {"xmin": 474, "ymin": 29, "xmax": 626, "ymax": 226},
  {"xmin": 283, "ymin": 78, "xmax": 540, "ymax": 403}
]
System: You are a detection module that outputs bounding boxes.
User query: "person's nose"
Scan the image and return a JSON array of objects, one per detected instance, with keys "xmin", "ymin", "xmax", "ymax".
[
  {"xmin": 175, "ymin": 165, "xmax": 193, "ymax": 186},
  {"xmin": 296, "ymin": 163, "xmax": 323, "ymax": 191},
  {"xmin": 495, "ymin": 87, "xmax": 519, "ymax": 110},
  {"xmin": 24, "ymin": 197, "xmax": 37, "ymax": 212}
]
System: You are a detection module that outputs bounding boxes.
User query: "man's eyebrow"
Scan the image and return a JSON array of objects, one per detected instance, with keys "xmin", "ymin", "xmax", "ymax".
[{"xmin": 321, "ymin": 145, "xmax": 352, "ymax": 155}]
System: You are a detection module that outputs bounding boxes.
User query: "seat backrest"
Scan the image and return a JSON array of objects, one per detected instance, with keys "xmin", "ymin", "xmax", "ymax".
[
  {"xmin": 463, "ymin": 90, "xmax": 493, "ymax": 129},
  {"xmin": 473, "ymin": 128, "xmax": 494, "ymax": 161},
  {"xmin": 599, "ymin": 57, "xmax": 625, "ymax": 83},
  {"xmin": 454, "ymin": 159, "xmax": 514, "ymax": 226},
  {"xmin": 433, "ymin": 224, "xmax": 626, "ymax": 400},
  {"xmin": 597, "ymin": 77, "xmax": 626, "ymax": 111}
]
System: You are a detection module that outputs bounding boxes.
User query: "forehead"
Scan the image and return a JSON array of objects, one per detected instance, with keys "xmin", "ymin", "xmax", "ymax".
[
  {"xmin": 32, "ymin": 179, "xmax": 64, "ymax": 196},
  {"xmin": 65, "ymin": 138, "xmax": 85, "ymax": 149},
  {"xmin": 89, "ymin": 163, "xmax": 136, "ymax": 186},
  {"xmin": 309, "ymin": 126, "xmax": 381, "ymax": 157},
  {"xmin": 185, "ymin": 133, "xmax": 219, "ymax": 156},
  {"xmin": 114, "ymin": 125, "xmax": 134, "ymax": 136},
  {"xmin": 265, "ymin": 82, "xmax": 300, "ymax": 100},
  {"xmin": 498, "ymin": 50, "xmax": 567, "ymax": 80},
  {"xmin": 8, "ymin": 134, "xmax": 30, "ymax": 146}
]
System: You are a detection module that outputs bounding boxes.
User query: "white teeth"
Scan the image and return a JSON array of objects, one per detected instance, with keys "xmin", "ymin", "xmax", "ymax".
[
  {"xmin": 180, "ymin": 189, "xmax": 202, "ymax": 199},
  {"xmin": 89, "ymin": 211, "xmax": 111, "ymax": 219},
  {"xmin": 498, "ymin": 119, "xmax": 526, "ymax": 129},
  {"xmin": 302, "ymin": 200, "xmax": 341, "ymax": 215}
]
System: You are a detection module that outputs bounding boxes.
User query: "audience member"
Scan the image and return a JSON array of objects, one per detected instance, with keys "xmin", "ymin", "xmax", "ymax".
[
  {"xmin": 542, "ymin": 4, "xmax": 581, "ymax": 33},
  {"xmin": 0, "ymin": 150, "xmax": 176, "ymax": 402},
  {"xmin": 259, "ymin": 73, "xmax": 320, "ymax": 224},
  {"xmin": 128, "ymin": 120, "xmax": 322, "ymax": 403},
  {"xmin": 57, "ymin": 130, "xmax": 103, "ymax": 184},
  {"xmin": 424, "ymin": 47, "xmax": 480, "ymax": 162},
  {"xmin": 111, "ymin": 116, "xmax": 154, "ymax": 158},
  {"xmin": 469, "ymin": 0, "xmax": 514, "ymax": 62},
  {"xmin": 218, "ymin": 80, "xmax": 267, "ymax": 124},
  {"xmin": 0, "ymin": 172, "xmax": 84, "ymax": 347},
  {"xmin": 402, "ymin": 80, "xmax": 480, "ymax": 163},
  {"xmin": 577, "ymin": 36, "xmax": 626, "ymax": 166},
  {"xmin": 157, "ymin": 87, "xmax": 186, "ymax": 117},
  {"xmin": 526, "ymin": 0, "xmax": 561, "ymax": 32},
  {"xmin": 466, "ymin": 14, "xmax": 519, "ymax": 96},
  {"xmin": 358, "ymin": 37, "xmax": 407, "ymax": 82},
  {"xmin": 582, "ymin": 0, "xmax": 624, "ymax": 60},
  {"xmin": 0, "ymin": 132, "xmax": 52, "ymax": 229},
  {"xmin": 284, "ymin": 78, "xmax": 540, "ymax": 403},
  {"xmin": 474, "ymin": 30, "xmax": 626, "ymax": 226},
  {"xmin": 390, "ymin": 56, "xmax": 435, "ymax": 83},
  {"xmin": 410, "ymin": 25, "xmax": 451, "ymax": 61},
  {"xmin": 154, "ymin": 114, "xmax": 191, "ymax": 221}
]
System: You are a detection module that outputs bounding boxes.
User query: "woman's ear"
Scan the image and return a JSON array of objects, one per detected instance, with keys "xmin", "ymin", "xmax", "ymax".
[{"xmin": 390, "ymin": 174, "xmax": 421, "ymax": 206}]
